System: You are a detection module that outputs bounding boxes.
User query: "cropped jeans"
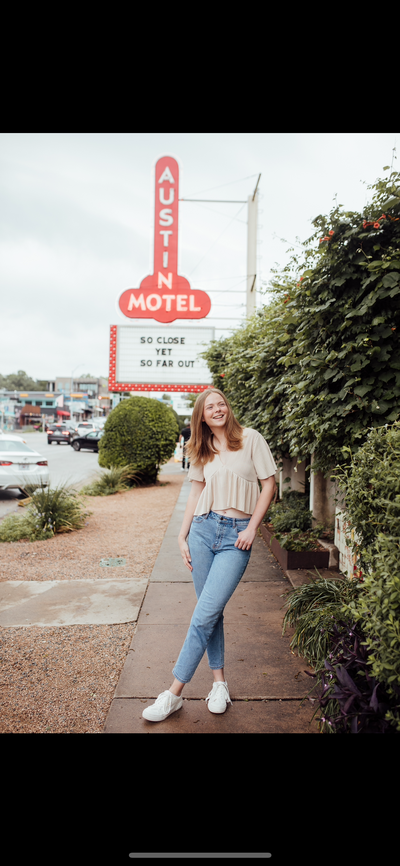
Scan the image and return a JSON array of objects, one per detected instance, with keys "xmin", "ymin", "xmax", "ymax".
[{"xmin": 172, "ymin": 511, "xmax": 252, "ymax": 684}]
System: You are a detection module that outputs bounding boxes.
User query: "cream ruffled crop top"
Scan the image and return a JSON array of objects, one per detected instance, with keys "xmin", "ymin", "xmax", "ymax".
[{"xmin": 188, "ymin": 428, "xmax": 277, "ymax": 516}]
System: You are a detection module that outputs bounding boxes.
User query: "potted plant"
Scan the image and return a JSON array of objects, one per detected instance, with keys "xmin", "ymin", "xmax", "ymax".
[{"xmin": 260, "ymin": 491, "xmax": 331, "ymax": 570}]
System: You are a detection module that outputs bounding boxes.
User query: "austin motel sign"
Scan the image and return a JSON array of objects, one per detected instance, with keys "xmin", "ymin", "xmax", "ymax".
[{"xmin": 110, "ymin": 156, "xmax": 214, "ymax": 394}]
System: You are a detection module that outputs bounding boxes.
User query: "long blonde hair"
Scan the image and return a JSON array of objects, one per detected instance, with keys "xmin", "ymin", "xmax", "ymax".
[{"xmin": 185, "ymin": 388, "xmax": 244, "ymax": 465}]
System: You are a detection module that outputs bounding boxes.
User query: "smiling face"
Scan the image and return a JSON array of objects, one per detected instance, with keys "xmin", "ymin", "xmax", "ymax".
[
  {"xmin": 202, "ymin": 394, "xmax": 229, "ymax": 428},
  {"xmin": 187, "ymin": 388, "xmax": 243, "ymax": 463}
]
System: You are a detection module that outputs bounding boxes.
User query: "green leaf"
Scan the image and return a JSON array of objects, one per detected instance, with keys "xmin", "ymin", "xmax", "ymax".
[
  {"xmin": 381, "ymin": 197, "xmax": 400, "ymax": 210},
  {"xmin": 350, "ymin": 357, "xmax": 369, "ymax": 371},
  {"xmin": 353, "ymin": 385, "xmax": 373, "ymax": 397},
  {"xmin": 382, "ymin": 272, "xmax": 400, "ymax": 288}
]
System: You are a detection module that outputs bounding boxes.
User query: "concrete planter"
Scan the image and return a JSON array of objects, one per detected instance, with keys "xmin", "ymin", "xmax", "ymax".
[{"xmin": 260, "ymin": 523, "xmax": 330, "ymax": 571}]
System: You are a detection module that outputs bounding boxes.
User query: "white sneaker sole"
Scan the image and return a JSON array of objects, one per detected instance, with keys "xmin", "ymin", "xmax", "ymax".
[
  {"xmin": 142, "ymin": 698, "xmax": 183, "ymax": 722},
  {"xmin": 207, "ymin": 701, "xmax": 229, "ymax": 714}
]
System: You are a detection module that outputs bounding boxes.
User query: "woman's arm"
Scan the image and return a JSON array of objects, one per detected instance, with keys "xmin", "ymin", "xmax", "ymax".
[
  {"xmin": 235, "ymin": 475, "xmax": 277, "ymax": 551},
  {"xmin": 178, "ymin": 479, "xmax": 205, "ymax": 571}
]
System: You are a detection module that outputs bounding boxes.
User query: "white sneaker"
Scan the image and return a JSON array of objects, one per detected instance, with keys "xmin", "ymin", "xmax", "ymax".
[
  {"xmin": 206, "ymin": 681, "xmax": 232, "ymax": 714},
  {"xmin": 142, "ymin": 690, "xmax": 183, "ymax": 722}
]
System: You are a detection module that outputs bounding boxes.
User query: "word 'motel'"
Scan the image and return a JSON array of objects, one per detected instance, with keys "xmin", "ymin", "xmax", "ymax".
[{"xmin": 118, "ymin": 157, "xmax": 211, "ymax": 324}]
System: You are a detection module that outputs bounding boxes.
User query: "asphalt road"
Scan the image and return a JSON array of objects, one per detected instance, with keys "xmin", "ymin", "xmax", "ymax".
[{"xmin": 0, "ymin": 431, "xmax": 185, "ymax": 520}]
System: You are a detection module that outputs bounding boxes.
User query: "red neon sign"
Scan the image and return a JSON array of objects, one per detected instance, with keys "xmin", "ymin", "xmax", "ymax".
[{"xmin": 118, "ymin": 156, "xmax": 211, "ymax": 324}]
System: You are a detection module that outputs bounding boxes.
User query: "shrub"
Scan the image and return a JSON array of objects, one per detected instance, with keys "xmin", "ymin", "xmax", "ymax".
[
  {"xmin": 268, "ymin": 504, "xmax": 313, "ymax": 534},
  {"xmin": 265, "ymin": 490, "xmax": 326, "ymax": 550},
  {"xmin": 80, "ymin": 465, "xmax": 139, "ymax": 496},
  {"xmin": 202, "ymin": 170, "xmax": 400, "ymax": 475},
  {"xmin": 334, "ymin": 422, "xmax": 400, "ymax": 729},
  {"xmin": 265, "ymin": 492, "xmax": 312, "ymax": 533},
  {"xmin": 334, "ymin": 422, "xmax": 400, "ymax": 570},
  {"xmin": 282, "ymin": 574, "xmax": 361, "ymax": 668},
  {"xmin": 282, "ymin": 575, "xmax": 400, "ymax": 733},
  {"xmin": 343, "ymin": 534, "xmax": 400, "ymax": 731},
  {"xmin": 98, "ymin": 396, "xmax": 179, "ymax": 483},
  {"xmin": 277, "ymin": 527, "xmax": 325, "ymax": 552},
  {"xmin": 305, "ymin": 622, "xmax": 400, "ymax": 734},
  {"xmin": 0, "ymin": 483, "xmax": 89, "ymax": 542},
  {"xmin": 0, "ymin": 511, "xmax": 34, "ymax": 542}
]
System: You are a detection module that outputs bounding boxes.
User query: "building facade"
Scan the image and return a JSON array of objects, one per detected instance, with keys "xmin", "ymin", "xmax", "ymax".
[
  {"xmin": 46, "ymin": 377, "xmax": 111, "ymax": 421},
  {"xmin": 0, "ymin": 377, "xmax": 111, "ymax": 430},
  {"xmin": 0, "ymin": 390, "xmax": 66, "ymax": 429}
]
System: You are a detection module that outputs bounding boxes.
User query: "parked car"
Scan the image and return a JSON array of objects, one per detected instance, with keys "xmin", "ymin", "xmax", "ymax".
[
  {"xmin": 0, "ymin": 431, "xmax": 27, "ymax": 443},
  {"xmin": 0, "ymin": 437, "xmax": 49, "ymax": 492},
  {"xmin": 71, "ymin": 430, "xmax": 104, "ymax": 452},
  {"xmin": 47, "ymin": 424, "xmax": 72, "ymax": 445}
]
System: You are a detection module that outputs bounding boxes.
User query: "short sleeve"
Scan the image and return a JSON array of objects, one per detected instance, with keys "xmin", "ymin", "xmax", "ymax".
[
  {"xmin": 251, "ymin": 431, "xmax": 277, "ymax": 479},
  {"xmin": 188, "ymin": 461, "xmax": 205, "ymax": 483}
]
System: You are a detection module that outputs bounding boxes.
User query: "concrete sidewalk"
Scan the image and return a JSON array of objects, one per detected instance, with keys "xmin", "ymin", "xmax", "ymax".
[{"xmin": 103, "ymin": 478, "xmax": 321, "ymax": 734}]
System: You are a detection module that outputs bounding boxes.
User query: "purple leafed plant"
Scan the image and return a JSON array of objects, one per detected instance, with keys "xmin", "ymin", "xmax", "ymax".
[{"xmin": 305, "ymin": 622, "xmax": 400, "ymax": 733}]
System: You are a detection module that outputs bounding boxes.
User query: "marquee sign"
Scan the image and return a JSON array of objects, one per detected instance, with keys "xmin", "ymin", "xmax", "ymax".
[
  {"xmin": 118, "ymin": 156, "xmax": 211, "ymax": 324},
  {"xmin": 109, "ymin": 325, "xmax": 215, "ymax": 393}
]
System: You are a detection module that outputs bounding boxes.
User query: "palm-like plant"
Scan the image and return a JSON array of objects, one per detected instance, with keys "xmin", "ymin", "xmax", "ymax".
[
  {"xmin": 80, "ymin": 465, "xmax": 140, "ymax": 496},
  {"xmin": 282, "ymin": 573, "xmax": 363, "ymax": 668},
  {"xmin": 0, "ymin": 482, "xmax": 89, "ymax": 541}
]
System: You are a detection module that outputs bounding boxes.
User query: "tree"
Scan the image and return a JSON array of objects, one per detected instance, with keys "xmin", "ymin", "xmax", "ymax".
[{"xmin": 0, "ymin": 370, "xmax": 42, "ymax": 391}]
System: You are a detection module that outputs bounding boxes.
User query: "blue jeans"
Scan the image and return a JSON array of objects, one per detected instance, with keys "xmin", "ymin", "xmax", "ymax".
[{"xmin": 172, "ymin": 511, "xmax": 252, "ymax": 684}]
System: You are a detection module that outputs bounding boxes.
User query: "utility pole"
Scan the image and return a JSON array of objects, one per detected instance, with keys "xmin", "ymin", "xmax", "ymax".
[
  {"xmin": 246, "ymin": 174, "xmax": 261, "ymax": 316},
  {"xmin": 180, "ymin": 172, "xmax": 261, "ymax": 318}
]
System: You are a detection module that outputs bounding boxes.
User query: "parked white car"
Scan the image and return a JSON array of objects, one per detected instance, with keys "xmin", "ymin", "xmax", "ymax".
[
  {"xmin": 0, "ymin": 437, "xmax": 49, "ymax": 491},
  {"xmin": 0, "ymin": 430, "xmax": 27, "ymax": 443}
]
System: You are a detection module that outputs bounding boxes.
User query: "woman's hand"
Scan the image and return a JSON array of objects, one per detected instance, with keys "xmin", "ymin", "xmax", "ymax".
[
  {"xmin": 235, "ymin": 527, "xmax": 256, "ymax": 550},
  {"xmin": 178, "ymin": 537, "xmax": 193, "ymax": 571},
  {"xmin": 235, "ymin": 477, "xmax": 277, "ymax": 552}
]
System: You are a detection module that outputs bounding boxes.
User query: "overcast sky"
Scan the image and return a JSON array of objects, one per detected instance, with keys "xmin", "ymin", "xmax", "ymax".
[{"xmin": 1, "ymin": 132, "xmax": 398, "ymax": 391}]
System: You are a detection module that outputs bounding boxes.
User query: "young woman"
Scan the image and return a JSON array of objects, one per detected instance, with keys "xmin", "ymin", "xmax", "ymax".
[{"xmin": 142, "ymin": 387, "xmax": 277, "ymax": 722}]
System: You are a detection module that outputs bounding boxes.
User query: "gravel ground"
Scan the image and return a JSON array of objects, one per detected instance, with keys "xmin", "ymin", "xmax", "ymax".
[{"xmin": 0, "ymin": 469, "xmax": 185, "ymax": 733}]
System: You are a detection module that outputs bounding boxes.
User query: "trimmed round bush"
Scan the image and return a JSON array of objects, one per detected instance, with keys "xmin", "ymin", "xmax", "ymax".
[{"xmin": 98, "ymin": 396, "xmax": 179, "ymax": 483}]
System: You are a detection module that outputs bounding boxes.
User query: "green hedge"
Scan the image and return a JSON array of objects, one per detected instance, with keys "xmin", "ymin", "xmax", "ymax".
[
  {"xmin": 202, "ymin": 170, "xmax": 400, "ymax": 475},
  {"xmin": 335, "ymin": 422, "xmax": 400, "ymax": 730}
]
